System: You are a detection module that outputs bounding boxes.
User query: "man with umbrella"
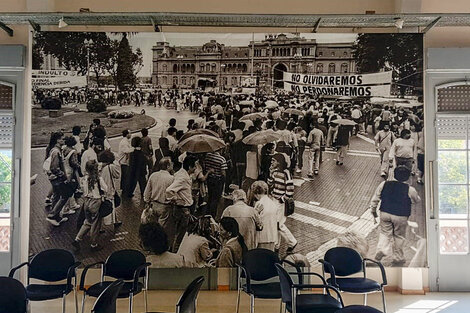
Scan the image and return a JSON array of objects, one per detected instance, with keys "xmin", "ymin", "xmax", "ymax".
[{"xmin": 332, "ymin": 119, "xmax": 355, "ymax": 165}]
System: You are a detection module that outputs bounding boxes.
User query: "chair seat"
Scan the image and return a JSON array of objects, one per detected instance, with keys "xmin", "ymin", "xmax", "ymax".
[
  {"xmin": 26, "ymin": 284, "xmax": 73, "ymax": 301},
  {"xmin": 286, "ymin": 294, "xmax": 343, "ymax": 313},
  {"xmin": 242, "ymin": 282, "xmax": 281, "ymax": 299},
  {"xmin": 86, "ymin": 281, "xmax": 143, "ymax": 298},
  {"xmin": 328, "ymin": 278, "xmax": 381, "ymax": 293},
  {"xmin": 335, "ymin": 305, "xmax": 383, "ymax": 313}
]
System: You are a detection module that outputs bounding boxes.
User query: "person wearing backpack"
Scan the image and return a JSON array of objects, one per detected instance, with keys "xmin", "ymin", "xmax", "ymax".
[{"xmin": 44, "ymin": 131, "xmax": 69, "ymax": 226}]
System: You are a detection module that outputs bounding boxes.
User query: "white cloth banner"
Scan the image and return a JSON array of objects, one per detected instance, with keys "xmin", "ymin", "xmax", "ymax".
[
  {"xmin": 284, "ymin": 82, "xmax": 391, "ymax": 97},
  {"xmin": 32, "ymin": 76, "xmax": 87, "ymax": 89},
  {"xmin": 283, "ymin": 71, "xmax": 392, "ymax": 86},
  {"xmin": 32, "ymin": 70, "xmax": 80, "ymax": 77}
]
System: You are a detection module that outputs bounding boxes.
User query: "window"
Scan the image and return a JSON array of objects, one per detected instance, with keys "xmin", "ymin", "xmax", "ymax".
[
  {"xmin": 341, "ymin": 63, "xmax": 348, "ymax": 73},
  {"xmin": 200, "ymin": 64, "xmax": 205, "ymax": 72},
  {"xmin": 173, "ymin": 76, "xmax": 178, "ymax": 86},
  {"xmin": 0, "ymin": 83, "xmax": 14, "ymax": 252},
  {"xmin": 182, "ymin": 77, "xmax": 186, "ymax": 85},
  {"xmin": 173, "ymin": 64, "xmax": 178, "ymax": 73},
  {"xmin": 162, "ymin": 76, "xmax": 167, "ymax": 85},
  {"xmin": 212, "ymin": 64, "xmax": 216, "ymax": 72},
  {"xmin": 242, "ymin": 64, "xmax": 247, "ymax": 72},
  {"xmin": 328, "ymin": 63, "xmax": 335, "ymax": 73},
  {"xmin": 162, "ymin": 64, "xmax": 167, "ymax": 72},
  {"xmin": 316, "ymin": 63, "xmax": 323, "ymax": 73},
  {"xmin": 331, "ymin": 51, "xmax": 335, "ymax": 56},
  {"xmin": 318, "ymin": 51, "xmax": 323, "ymax": 57}
]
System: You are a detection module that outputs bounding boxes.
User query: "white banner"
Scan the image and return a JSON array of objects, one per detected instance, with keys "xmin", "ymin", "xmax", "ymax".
[
  {"xmin": 284, "ymin": 82, "xmax": 391, "ymax": 97},
  {"xmin": 32, "ymin": 76, "xmax": 87, "ymax": 89},
  {"xmin": 32, "ymin": 70, "xmax": 80, "ymax": 77},
  {"xmin": 283, "ymin": 71, "xmax": 392, "ymax": 86}
]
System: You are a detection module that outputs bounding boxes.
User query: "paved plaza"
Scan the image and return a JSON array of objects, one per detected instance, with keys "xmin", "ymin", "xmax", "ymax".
[{"xmin": 29, "ymin": 104, "xmax": 425, "ymax": 266}]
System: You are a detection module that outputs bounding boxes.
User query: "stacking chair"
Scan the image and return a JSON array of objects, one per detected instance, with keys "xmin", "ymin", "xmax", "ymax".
[
  {"xmin": 91, "ymin": 279, "xmax": 124, "ymax": 313},
  {"xmin": 319, "ymin": 247, "xmax": 387, "ymax": 313},
  {"xmin": 236, "ymin": 248, "xmax": 302, "ymax": 313},
  {"xmin": 146, "ymin": 276, "xmax": 205, "ymax": 313},
  {"xmin": 335, "ymin": 305, "xmax": 383, "ymax": 313},
  {"xmin": 275, "ymin": 264, "xmax": 344, "ymax": 313},
  {"xmin": 9, "ymin": 249, "xmax": 81, "ymax": 313},
  {"xmin": 0, "ymin": 277, "xmax": 28, "ymax": 313},
  {"xmin": 79, "ymin": 249, "xmax": 151, "ymax": 313}
]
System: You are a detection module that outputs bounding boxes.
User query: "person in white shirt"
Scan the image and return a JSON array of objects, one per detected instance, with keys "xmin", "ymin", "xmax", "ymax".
[
  {"xmin": 389, "ymin": 129, "xmax": 416, "ymax": 173},
  {"xmin": 252, "ymin": 181, "xmax": 278, "ymax": 251},
  {"xmin": 80, "ymin": 139, "xmax": 98, "ymax": 175},
  {"xmin": 118, "ymin": 129, "xmax": 133, "ymax": 196},
  {"xmin": 374, "ymin": 122, "xmax": 396, "ymax": 178},
  {"xmin": 167, "ymin": 127, "xmax": 178, "ymax": 152}
]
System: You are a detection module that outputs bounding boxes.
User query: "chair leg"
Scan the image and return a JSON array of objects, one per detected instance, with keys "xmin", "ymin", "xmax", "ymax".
[
  {"xmin": 235, "ymin": 288, "xmax": 241, "ymax": 313},
  {"xmin": 250, "ymin": 295, "xmax": 255, "ymax": 313},
  {"xmin": 81, "ymin": 293, "xmax": 86, "ymax": 313},
  {"xmin": 363, "ymin": 293, "xmax": 367, "ymax": 305},
  {"xmin": 129, "ymin": 293, "xmax": 134, "ymax": 313},
  {"xmin": 381, "ymin": 289, "xmax": 387, "ymax": 313},
  {"xmin": 62, "ymin": 293, "xmax": 67, "ymax": 313}
]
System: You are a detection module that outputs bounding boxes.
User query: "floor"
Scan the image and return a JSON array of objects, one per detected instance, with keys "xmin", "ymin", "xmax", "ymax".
[{"xmin": 31, "ymin": 290, "xmax": 470, "ymax": 313}]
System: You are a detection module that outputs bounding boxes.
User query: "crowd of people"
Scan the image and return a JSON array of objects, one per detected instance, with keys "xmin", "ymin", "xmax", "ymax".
[{"xmin": 41, "ymin": 87, "xmax": 424, "ymax": 267}]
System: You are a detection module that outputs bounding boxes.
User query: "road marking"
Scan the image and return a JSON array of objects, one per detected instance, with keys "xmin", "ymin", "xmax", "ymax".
[
  {"xmin": 306, "ymin": 207, "xmax": 378, "ymax": 266},
  {"xmin": 293, "ymin": 178, "xmax": 306, "ymax": 187},
  {"xmin": 309, "ymin": 201, "xmax": 320, "ymax": 206},
  {"xmin": 289, "ymin": 213, "xmax": 347, "ymax": 233},
  {"xmin": 348, "ymin": 149, "xmax": 379, "ymax": 155},
  {"xmin": 357, "ymin": 133, "xmax": 375, "ymax": 144},
  {"xmin": 295, "ymin": 201, "xmax": 358, "ymax": 223},
  {"xmin": 324, "ymin": 150, "xmax": 380, "ymax": 158}
]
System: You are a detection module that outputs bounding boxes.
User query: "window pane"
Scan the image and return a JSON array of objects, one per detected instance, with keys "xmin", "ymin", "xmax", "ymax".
[
  {"xmin": 0, "ymin": 183, "xmax": 11, "ymax": 215},
  {"xmin": 440, "ymin": 220, "xmax": 468, "ymax": 254},
  {"xmin": 438, "ymin": 151, "xmax": 467, "ymax": 184},
  {"xmin": 438, "ymin": 139, "xmax": 466, "ymax": 150},
  {"xmin": 438, "ymin": 185, "xmax": 468, "ymax": 217},
  {"xmin": 0, "ymin": 150, "xmax": 12, "ymax": 183}
]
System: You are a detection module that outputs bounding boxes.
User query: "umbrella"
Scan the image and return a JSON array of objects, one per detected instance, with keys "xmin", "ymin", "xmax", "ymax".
[
  {"xmin": 178, "ymin": 134, "xmax": 226, "ymax": 153},
  {"xmin": 242, "ymin": 129, "xmax": 282, "ymax": 145},
  {"xmin": 239, "ymin": 112, "xmax": 268, "ymax": 121},
  {"xmin": 331, "ymin": 119, "xmax": 356, "ymax": 126},
  {"xmin": 265, "ymin": 100, "xmax": 279, "ymax": 109},
  {"xmin": 178, "ymin": 129, "xmax": 219, "ymax": 143},
  {"xmin": 239, "ymin": 100, "xmax": 255, "ymax": 107},
  {"xmin": 284, "ymin": 108, "xmax": 304, "ymax": 116}
]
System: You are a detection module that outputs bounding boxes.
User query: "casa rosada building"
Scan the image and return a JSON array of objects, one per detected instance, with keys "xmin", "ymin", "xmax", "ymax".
[{"xmin": 151, "ymin": 33, "xmax": 356, "ymax": 90}]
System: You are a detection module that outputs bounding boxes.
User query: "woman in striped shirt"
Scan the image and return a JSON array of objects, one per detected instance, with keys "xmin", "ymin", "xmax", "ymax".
[{"xmin": 267, "ymin": 153, "xmax": 297, "ymax": 253}]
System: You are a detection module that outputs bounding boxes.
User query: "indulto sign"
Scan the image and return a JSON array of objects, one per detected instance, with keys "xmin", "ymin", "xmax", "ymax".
[
  {"xmin": 284, "ymin": 82, "xmax": 391, "ymax": 97},
  {"xmin": 32, "ymin": 76, "xmax": 87, "ymax": 89},
  {"xmin": 283, "ymin": 71, "xmax": 392, "ymax": 86},
  {"xmin": 32, "ymin": 70, "xmax": 80, "ymax": 77}
]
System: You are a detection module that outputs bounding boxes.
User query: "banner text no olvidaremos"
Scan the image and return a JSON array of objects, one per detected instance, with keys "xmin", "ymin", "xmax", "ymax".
[{"xmin": 283, "ymin": 71, "xmax": 392, "ymax": 86}]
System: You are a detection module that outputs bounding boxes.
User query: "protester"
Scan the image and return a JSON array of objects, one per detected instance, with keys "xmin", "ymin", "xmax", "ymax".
[
  {"xmin": 307, "ymin": 122, "xmax": 324, "ymax": 177},
  {"xmin": 216, "ymin": 217, "xmax": 248, "ymax": 267},
  {"xmin": 128, "ymin": 136, "xmax": 148, "ymax": 198},
  {"xmin": 252, "ymin": 181, "xmax": 278, "ymax": 251},
  {"xmin": 140, "ymin": 128, "xmax": 153, "ymax": 176},
  {"xmin": 118, "ymin": 129, "xmax": 133, "ymax": 196},
  {"xmin": 177, "ymin": 217, "xmax": 214, "ymax": 267},
  {"xmin": 98, "ymin": 150, "xmax": 122, "ymax": 229}
]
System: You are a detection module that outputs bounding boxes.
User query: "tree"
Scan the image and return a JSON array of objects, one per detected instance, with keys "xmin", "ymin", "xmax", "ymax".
[
  {"xmin": 353, "ymin": 33, "xmax": 423, "ymax": 97},
  {"xmin": 116, "ymin": 33, "xmax": 136, "ymax": 90}
]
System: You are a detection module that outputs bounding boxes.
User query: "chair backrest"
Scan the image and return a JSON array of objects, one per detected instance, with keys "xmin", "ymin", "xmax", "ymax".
[
  {"xmin": 29, "ymin": 249, "xmax": 76, "ymax": 282},
  {"xmin": 242, "ymin": 248, "xmax": 280, "ymax": 281},
  {"xmin": 176, "ymin": 276, "xmax": 205, "ymax": 313},
  {"xmin": 105, "ymin": 249, "xmax": 146, "ymax": 280},
  {"xmin": 274, "ymin": 264, "xmax": 294, "ymax": 304},
  {"xmin": 324, "ymin": 247, "xmax": 363, "ymax": 277},
  {"xmin": 91, "ymin": 279, "xmax": 124, "ymax": 313},
  {"xmin": 0, "ymin": 277, "xmax": 28, "ymax": 313}
]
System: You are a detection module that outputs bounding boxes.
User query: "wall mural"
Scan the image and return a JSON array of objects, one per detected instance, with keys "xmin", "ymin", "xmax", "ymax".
[{"xmin": 30, "ymin": 32, "xmax": 425, "ymax": 268}]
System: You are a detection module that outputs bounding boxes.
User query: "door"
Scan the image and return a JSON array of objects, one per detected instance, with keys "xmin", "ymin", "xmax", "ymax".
[
  {"xmin": 432, "ymin": 82, "xmax": 470, "ymax": 290},
  {"xmin": 0, "ymin": 82, "xmax": 16, "ymax": 275}
]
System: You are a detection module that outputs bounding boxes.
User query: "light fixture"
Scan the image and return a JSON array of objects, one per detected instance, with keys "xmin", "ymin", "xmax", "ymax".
[
  {"xmin": 394, "ymin": 17, "xmax": 404, "ymax": 29},
  {"xmin": 58, "ymin": 17, "xmax": 68, "ymax": 28},
  {"xmin": 150, "ymin": 17, "xmax": 160, "ymax": 32}
]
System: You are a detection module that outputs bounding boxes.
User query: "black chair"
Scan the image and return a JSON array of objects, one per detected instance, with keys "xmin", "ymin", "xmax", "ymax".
[
  {"xmin": 236, "ymin": 248, "xmax": 302, "ymax": 313},
  {"xmin": 80, "ymin": 249, "xmax": 151, "ymax": 313},
  {"xmin": 0, "ymin": 277, "xmax": 28, "ymax": 313},
  {"xmin": 335, "ymin": 305, "xmax": 383, "ymax": 313},
  {"xmin": 91, "ymin": 279, "xmax": 124, "ymax": 313},
  {"xmin": 9, "ymin": 249, "xmax": 81, "ymax": 313},
  {"xmin": 146, "ymin": 276, "xmax": 205, "ymax": 313},
  {"xmin": 275, "ymin": 264, "xmax": 344, "ymax": 313},
  {"xmin": 319, "ymin": 247, "xmax": 387, "ymax": 313}
]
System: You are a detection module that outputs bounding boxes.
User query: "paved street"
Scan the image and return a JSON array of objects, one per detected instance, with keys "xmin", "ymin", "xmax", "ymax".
[{"xmin": 29, "ymin": 105, "xmax": 426, "ymax": 267}]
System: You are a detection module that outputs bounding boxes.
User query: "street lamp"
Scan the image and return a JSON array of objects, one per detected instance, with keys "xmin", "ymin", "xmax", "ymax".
[
  {"xmin": 176, "ymin": 54, "xmax": 184, "ymax": 90},
  {"xmin": 84, "ymin": 38, "xmax": 93, "ymax": 87}
]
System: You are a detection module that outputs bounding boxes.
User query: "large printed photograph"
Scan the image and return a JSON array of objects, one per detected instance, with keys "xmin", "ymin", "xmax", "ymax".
[{"xmin": 30, "ymin": 32, "xmax": 425, "ymax": 268}]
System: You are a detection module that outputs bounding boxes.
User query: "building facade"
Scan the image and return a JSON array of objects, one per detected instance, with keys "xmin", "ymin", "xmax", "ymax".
[{"xmin": 151, "ymin": 33, "xmax": 356, "ymax": 90}]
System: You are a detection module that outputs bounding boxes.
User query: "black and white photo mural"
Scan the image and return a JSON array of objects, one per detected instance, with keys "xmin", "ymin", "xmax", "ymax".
[{"xmin": 29, "ymin": 32, "xmax": 425, "ymax": 268}]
